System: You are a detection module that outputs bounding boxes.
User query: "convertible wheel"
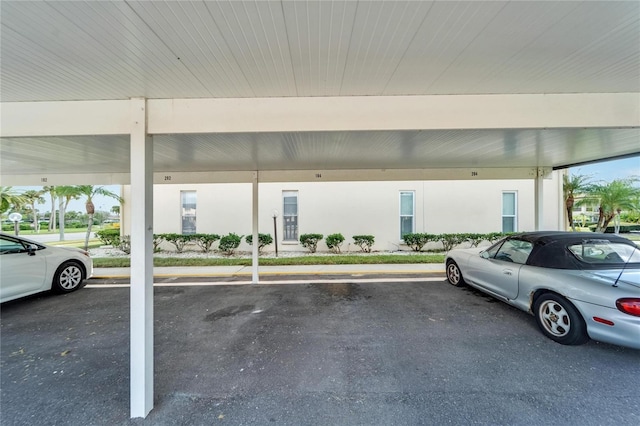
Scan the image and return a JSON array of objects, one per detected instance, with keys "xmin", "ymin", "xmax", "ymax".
[
  {"xmin": 534, "ymin": 293, "xmax": 589, "ymax": 345},
  {"xmin": 53, "ymin": 261, "xmax": 85, "ymax": 293},
  {"xmin": 446, "ymin": 260, "xmax": 465, "ymax": 287}
]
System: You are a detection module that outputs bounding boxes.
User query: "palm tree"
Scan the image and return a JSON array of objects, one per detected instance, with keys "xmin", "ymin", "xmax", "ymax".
[
  {"xmin": 562, "ymin": 173, "xmax": 592, "ymax": 231},
  {"xmin": 0, "ymin": 186, "xmax": 27, "ymax": 215},
  {"xmin": 76, "ymin": 185, "xmax": 123, "ymax": 250},
  {"xmin": 43, "ymin": 186, "xmax": 57, "ymax": 231},
  {"xmin": 590, "ymin": 178, "xmax": 640, "ymax": 233},
  {"xmin": 22, "ymin": 190, "xmax": 45, "ymax": 232},
  {"xmin": 55, "ymin": 185, "xmax": 82, "ymax": 241}
]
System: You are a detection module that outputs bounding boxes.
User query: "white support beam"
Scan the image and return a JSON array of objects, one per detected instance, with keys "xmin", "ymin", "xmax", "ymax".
[
  {"xmin": 129, "ymin": 98, "xmax": 154, "ymax": 419},
  {"xmin": 0, "ymin": 100, "xmax": 131, "ymax": 137},
  {"xmin": 147, "ymin": 93, "xmax": 640, "ymax": 134},
  {"xmin": 2, "ymin": 93, "xmax": 637, "ymax": 137},
  {"xmin": 252, "ymin": 172, "xmax": 259, "ymax": 284},
  {"xmin": 0, "ymin": 173, "xmax": 131, "ymax": 186},
  {"xmin": 558, "ymin": 170, "xmax": 568, "ymax": 231},
  {"xmin": 0, "ymin": 168, "xmax": 550, "ymax": 186},
  {"xmin": 258, "ymin": 168, "xmax": 546, "ymax": 183},
  {"xmin": 535, "ymin": 169, "xmax": 545, "ymax": 231}
]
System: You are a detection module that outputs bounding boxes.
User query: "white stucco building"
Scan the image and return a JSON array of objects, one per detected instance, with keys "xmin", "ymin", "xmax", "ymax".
[{"xmin": 122, "ymin": 173, "xmax": 563, "ymax": 253}]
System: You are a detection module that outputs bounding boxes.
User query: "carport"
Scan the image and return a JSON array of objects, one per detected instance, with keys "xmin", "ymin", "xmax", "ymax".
[{"xmin": 1, "ymin": 1, "xmax": 639, "ymax": 418}]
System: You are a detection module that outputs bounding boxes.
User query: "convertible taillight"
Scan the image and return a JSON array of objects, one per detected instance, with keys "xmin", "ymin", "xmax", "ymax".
[{"xmin": 616, "ymin": 298, "xmax": 640, "ymax": 317}]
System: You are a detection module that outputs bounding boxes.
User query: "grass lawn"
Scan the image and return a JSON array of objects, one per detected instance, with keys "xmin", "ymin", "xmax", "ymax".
[{"xmin": 93, "ymin": 253, "xmax": 446, "ymax": 268}]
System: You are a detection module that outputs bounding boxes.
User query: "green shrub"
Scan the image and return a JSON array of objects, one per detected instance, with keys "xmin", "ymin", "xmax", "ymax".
[
  {"xmin": 219, "ymin": 233, "xmax": 242, "ymax": 255},
  {"xmin": 192, "ymin": 233, "xmax": 220, "ymax": 253},
  {"xmin": 464, "ymin": 233, "xmax": 486, "ymax": 247},
  {"xmin": 352, "ymin": 235, "xmax": 375, "ymax": 253},
  {"xmin": 245, "ymin": 233, "xmax": 273, "ymax": 253},
  {"xmin": 300, "ymin": 234, "xmax": 323, "ymax": 253},
  {"xmin": 65, "ymin": 221, "xmax": 85, "ymax": 229},
  {"xmin": 95, "ymin": 228, "xmax": 121, "ymax": 246},
  {"xmin": 162, "ymin": 233, "xmax": 193, "ymax": 253},
  {"xmin": 119, "ymin": 235, "xmax": 131, "ymax": 254},
  {"xmin": 620, "ymin": 211, "xmax": 640, "ymax": 224},
  {"xmin": 402, "ymin": 233, "xmax": 435, "ymax": 252},
  {"xmin": 325, "ymin": 233, "xmax": 345, "ymax": 253},
  {"xmin": 486, "ymin": 232, "xmax": 506, "ymax": 243},
  {"xmin": 437, "ymin": 233, "xmax": 467, "ymax": 252},
  {"xmin": 589, "ymin": 224, "xmax": 640, "ymax": 233},
  {"xmin": 153, "ymin": 234, "xmax": 164, "ymax": 253}
]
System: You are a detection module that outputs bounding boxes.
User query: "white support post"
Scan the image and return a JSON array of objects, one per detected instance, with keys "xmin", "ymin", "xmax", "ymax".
[
  {"xmin": 558, "ymin": 170, "xmax": 568, "ymax": 231},
  {"xmin": 535, "ymin": 168, "xmax": 545, "ymax": 231},
  {"xmin": 129, "ymin": 98, "xmax": 154, "ymax": 418},
  {"xmin": 252, "ymin": 172, "xmax": 259, "ymax": 284}
]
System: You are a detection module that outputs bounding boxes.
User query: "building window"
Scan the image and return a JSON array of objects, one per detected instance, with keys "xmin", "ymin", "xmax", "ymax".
[
  {"xmin": 181, "ymin": 191, "xmax": 196, "ymax": 235},
  {"xmin": 502, "ymin": 191, "xmax": 517, "ymax": 233},
  {"xmin": 400, "ymin": 191, "xmax": 415, "ymax": 239},
  {"xmin": 283, "ymin": 191, "xmax": 298, "ymax": 241}
]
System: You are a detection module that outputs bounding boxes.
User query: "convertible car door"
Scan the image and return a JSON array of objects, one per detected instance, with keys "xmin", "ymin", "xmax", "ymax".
[{"xmin": 465, "ymin": 239, "xmax": 533, "ymax": 300}]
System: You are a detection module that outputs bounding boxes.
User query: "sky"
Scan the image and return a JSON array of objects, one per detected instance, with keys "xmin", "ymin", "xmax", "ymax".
[
  {"xmin": 568, "ymin": 156, "xmax": 640, "ymax": 183},
  {"xmin": 11, "ymin": 155, "xmax": 640, "ymax": 214}
]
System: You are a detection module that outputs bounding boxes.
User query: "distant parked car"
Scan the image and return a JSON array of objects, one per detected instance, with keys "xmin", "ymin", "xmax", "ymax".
[
  {"xmin": 445, "ymin": 231, "xmax": 640, "ymax": 349},
  {"xmin": 0, "ymin": 233, "xmax": 93, "ymax": 303}
]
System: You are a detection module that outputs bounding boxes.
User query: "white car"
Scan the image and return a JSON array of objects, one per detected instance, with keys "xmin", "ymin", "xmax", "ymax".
[{"xmin": 0, "ymin": 233, "xmax": 93, "ymax": 303}]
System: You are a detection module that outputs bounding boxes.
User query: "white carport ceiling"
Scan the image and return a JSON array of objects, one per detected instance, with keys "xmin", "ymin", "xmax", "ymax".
[{"xmin": 1, "ymin": 0, "xmax": 639, "ymax": 179}]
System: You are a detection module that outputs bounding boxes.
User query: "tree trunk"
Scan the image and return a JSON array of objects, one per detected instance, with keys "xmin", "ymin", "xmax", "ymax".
[
  {"xmin": 58, "ymin": 198, "xmax": 66, "ymax": 241},
  {"xmin": 84, "ymin": 214, "xmax": 93, "ymax": 251},
  {"xmin": 49, "ymin": 194, "xmax": 56, "ymax": 231},
  {"xmin": 32, "ymin": 205, "xmax": 39, "ymax": 233},
  {"xmin": 595, "ymin": 207, "xmax": 605, "ymax": 232},
  {"xmin": 565, "ymin": 196, "xmax": 575, "ymax": 231},
  {"xmin": 86, "ymin": 200, "xmax": 95, "ymax": 215}
]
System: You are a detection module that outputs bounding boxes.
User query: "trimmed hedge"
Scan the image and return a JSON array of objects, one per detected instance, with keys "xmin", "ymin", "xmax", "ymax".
[
  {"xmin": 219, "ymin": 233, "xmax": 242, "ymax": 255},
  {"xmin": 245, "ymin": 233, "xmax": 273, "ymax": 253},
  {"xmin": 95, "ymin": 228, "xmax": 121, "ymax": 246},
  {"xmin": 192, "ymin": 233, "xmax": 220, "ymax": 253},
  {"xmin": 402, "ymin": 233, "xmax": 435, "ymax": 252},
  {"xmin": 402, "ymin": 232, "xmax": 516, "ymax": 252},
  {"xmin": 325, "ymin": 233, "xmax": 345, "ymax": 253},
  {"xmin": 589, "ymin": 224, "xmax": 640, "ymax": 233},
  {"xmin": 352, "ymin": 235, "xmax": 375, "ymax": 253},
  {"xmin": 300, "ymin": 234, "xmax": 323, "ymax": 253},
  {"xmin": 163, "ymin": 233, "xmax": 192, "ymax": 253}
]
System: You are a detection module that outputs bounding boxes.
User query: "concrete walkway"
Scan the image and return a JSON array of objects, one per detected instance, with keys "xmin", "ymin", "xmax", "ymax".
[{"xmin": 93, "ymin": 263, "xmax": 446, "ymax": 279}]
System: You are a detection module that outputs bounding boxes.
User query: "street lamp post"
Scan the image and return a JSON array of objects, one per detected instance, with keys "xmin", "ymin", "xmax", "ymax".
[
  {"xmin": 272, "ymin": 210, "xmax": 279, "ymax": 257},
  {"xmin": 9, "ymin": 212, "xmax": 22, "ymax": 236}
]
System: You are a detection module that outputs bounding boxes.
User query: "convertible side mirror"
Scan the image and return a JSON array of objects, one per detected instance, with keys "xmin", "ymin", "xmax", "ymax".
[
  {"xmin": 480, "ymin": 251, "xmax": 490, "ymax": 259},
  {"xmin": 26, "ymin": 244, "xmax": 38, "ymax": 256}
]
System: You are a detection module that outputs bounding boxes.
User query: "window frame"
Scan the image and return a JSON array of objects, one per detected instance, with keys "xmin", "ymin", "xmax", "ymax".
[
  {"xmin": 399, "ymin": 191, "xmax": 416, "ymax": 240},
  {"xmin": 502, "ymin": 191, "xmax": 517, "ymax": 233},
  {"xmin": 282, "ymin": 190, "xmax": 299, "ymax": 242},
  {"xmin": 180, "ymin": 190, "xmax": 197, "ymax": 235}
]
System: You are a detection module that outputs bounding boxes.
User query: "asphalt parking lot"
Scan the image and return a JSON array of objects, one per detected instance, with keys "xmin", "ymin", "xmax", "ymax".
[{"xmin": 1, "ymin": 278, "xmax": 639, "ymax": 426}]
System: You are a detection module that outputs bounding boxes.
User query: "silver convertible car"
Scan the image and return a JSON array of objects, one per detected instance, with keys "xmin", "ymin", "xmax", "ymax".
[
  {"xmin": 445, "ymin": 231, "xmax": 640, "ymax": 349},
  {"xmin": 0, "ymin": 233, "xmax": 93, "ymax": 303}
]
